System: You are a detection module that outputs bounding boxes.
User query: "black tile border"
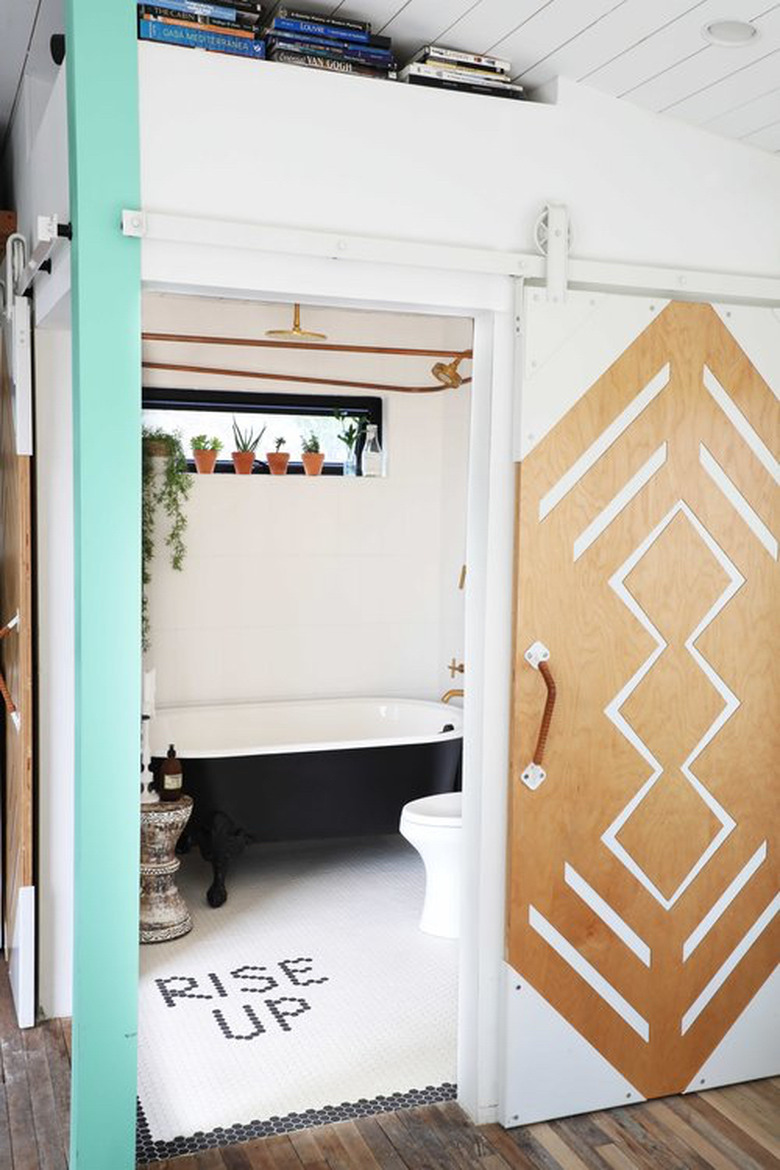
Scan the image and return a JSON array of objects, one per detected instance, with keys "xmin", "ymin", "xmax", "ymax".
[{"xmin": 136, "ymin": 1082, "xmax": 457, "ymax": 1163}]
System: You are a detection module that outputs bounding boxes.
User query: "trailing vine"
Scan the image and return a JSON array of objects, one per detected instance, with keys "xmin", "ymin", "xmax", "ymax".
[{"xmin": 142, "ymin": 427, "xmax": 192, "ymax": 650}]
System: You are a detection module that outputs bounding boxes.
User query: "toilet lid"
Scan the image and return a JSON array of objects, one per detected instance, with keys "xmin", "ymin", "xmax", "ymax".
[{"xmin": 401, "ymin": 791, "xmax": 462, "ymax": 827}]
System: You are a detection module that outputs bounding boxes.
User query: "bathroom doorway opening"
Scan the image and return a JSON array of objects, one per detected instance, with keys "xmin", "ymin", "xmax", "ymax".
[{"xmin": 137, "ymin": 292, "xmax": 477, "ymax": 1160}]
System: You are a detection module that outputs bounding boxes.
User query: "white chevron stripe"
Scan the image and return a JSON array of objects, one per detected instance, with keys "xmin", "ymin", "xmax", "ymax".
[
  {"xmin": 601, "ymin": 501, "xmax": 742, "ymax": 911},
  {"xmin": 700, "ymin": 444, "xmax": 778, "ymax": 560},
  {"xmin": 682, "ymin": 893, "xmax": 780, "ymax": 1035},
  {"xmin": 529, "ymin": 906, "xmax": 650, "ymax": 1041},
  {"xmin": 564, "ymin": 864, "xmax": 651, "ymax": 967},
  {"xmin": 683, "ymin": 842, "xmax": 768, "ymax": 962},
  {"xmin": 539, "ymin": 364, "xmax": 670, "ymax": 521},
  {"xmin": 573, "ymin": 444, "xmax": 667, "ymax": 561},
  {"xmin": 703, "ymin": 366, "xmax": 780, "ymax": 486}
]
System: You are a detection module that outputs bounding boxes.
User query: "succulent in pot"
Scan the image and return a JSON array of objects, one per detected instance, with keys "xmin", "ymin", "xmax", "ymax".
[
  {"xmin": 301, "ymin": 431, "xmax": 325, "ymax": 477},
  {"xmin": 231, "ymin": 417, "xmax": 266, "ymax": 475},
  {"xmin": 191, "ymin": 434, "xmax": 223, "ymax": 475},
  {"xmin": 266, "ymin": 436, "xmax": 290, "ymax": 476}
]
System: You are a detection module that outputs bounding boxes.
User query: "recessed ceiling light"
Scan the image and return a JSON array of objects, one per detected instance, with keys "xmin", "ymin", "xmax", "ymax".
[{"xmin": 702, "ymin": 19, "xmax": 759, "ymax": 46}]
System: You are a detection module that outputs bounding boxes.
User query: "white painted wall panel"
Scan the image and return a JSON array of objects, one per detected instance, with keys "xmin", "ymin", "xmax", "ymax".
[{"xmin": 139, "ymin": 50, "xmax": 780, "ymax": 279}]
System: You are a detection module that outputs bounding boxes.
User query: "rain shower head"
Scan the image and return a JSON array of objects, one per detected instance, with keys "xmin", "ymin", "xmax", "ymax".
[
  {"xmin": 431, "ymin": 355, "xmax": 466, "ymax": 388},
  {"xmin": 265, "ymin": 303, "xmax": 327, "ymax": 341}
]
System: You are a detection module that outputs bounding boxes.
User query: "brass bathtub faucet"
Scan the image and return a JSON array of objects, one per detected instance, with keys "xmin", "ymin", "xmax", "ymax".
[{"xmin": 441, "ymin": 688, "xmax": 464, "ymax": 704}]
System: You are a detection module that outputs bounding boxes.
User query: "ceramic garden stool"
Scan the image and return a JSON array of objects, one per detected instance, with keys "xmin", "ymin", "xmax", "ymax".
[{"xmin": 140, "ymin": 795, "xmax": 193, "ymax": 944}]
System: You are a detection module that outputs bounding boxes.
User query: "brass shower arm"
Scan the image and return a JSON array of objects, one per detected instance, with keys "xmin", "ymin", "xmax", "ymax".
[{"xmin": 142, "ymin": 360, "xmax": 473, "ymax": 395}]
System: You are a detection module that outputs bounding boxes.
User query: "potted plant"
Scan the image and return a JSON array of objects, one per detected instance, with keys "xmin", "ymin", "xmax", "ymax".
[
  {"xmin": 142, "ymin": 427, "xmax": 192, "ymax": 650},
  {"xmin": 266, "ymin": 436, "xmax": 290, "ymax": 476},
  {"xmin": 191, "ymin": 434, "xmax": 223, "ymax": 474},
  {"xmin": 301, "ymin": 431, "xmax": 325, "ymax": 476},
  {"xmin": 231, "ymin": 417, "xmax": 266, "ymax": 475},
  {"xmin": 333, "ymin": 411, "xmax": 364, "ymax": 477}
]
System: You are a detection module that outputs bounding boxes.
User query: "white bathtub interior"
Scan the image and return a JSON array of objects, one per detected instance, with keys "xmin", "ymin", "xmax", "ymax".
[
  {"xmin": 139, "ymin": 295, "xmax": 472, "ymax": 1154},
  {"xmin": 151, "ymin": 697, "xmax": 463, "ymax": 757}
]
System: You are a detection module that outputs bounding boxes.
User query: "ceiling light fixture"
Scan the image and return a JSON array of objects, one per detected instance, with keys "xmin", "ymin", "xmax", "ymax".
[{"xmin": 702, "ymin": 19, "xmax": 759, "ymax": 46}]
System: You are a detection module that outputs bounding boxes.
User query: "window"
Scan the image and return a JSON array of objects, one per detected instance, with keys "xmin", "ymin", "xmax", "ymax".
[{"xmin": 142, "ymin": 388, "xmax": 383, "ymax": 475}]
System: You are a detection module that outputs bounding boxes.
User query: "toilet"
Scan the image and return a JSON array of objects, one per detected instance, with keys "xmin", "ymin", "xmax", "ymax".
[{"xmin": 399, "ymin": 791, "xmax": 462, "ymax": 939}]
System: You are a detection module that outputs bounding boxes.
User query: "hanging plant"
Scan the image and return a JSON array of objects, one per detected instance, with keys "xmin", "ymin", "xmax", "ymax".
[{"xmin": 142, "ymin": 427, "xmax": 192, "ymax": 650}]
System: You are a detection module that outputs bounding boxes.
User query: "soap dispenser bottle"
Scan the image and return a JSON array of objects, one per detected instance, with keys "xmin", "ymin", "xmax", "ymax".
[{"xmin": 159, "ymin": 744, "xmax": 184, "ymax": 802}]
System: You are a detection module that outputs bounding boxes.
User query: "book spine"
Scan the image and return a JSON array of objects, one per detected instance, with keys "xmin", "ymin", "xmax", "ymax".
[
  {"xmin": 266, "ymin": 35, "xmax": 393, "ymax": 64},
  {"xmin": 401, "ymin": 62, "xmax": 522, "ymax": 91},
  {"xmin": 142, "ymin": 3, "xmax": 262, "ymax": 28},
  {"xmin": 274, "ymin": 5, "xmax": 369, "ymax": 32},
  {"xmin": 139, "ymin": 0, "xmax": 242, "ymax": 21},
  {"xmin": 140, "ymin": 12, "xmax": 258, "ymax": 36},
  {"xmin": 424, "ymin": 56, "xmax": 510, "ymax": 79},
  {"xmin": 269, "ymin": 48, "xmax": 393, "ymax": 77},
  {"xmin": 269, "ymin": 17, "xmax": 371, "ymax": 44},
  {"xmin": 406, "ymin": 75, "xmax": 523, "ymax": 100},
  {"xmin": 420, "ymin": 45, "xmax": 510, "ymax": 72},
  {"xmin": 138, "ymin": 18, "xmax": 267, "ymax": 55}
]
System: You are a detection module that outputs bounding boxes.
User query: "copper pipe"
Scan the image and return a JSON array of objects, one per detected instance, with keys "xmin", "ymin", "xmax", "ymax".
[
  {"xmin": 143, "ymin": 331, "xmax": 473, "ymax": 360},
  {"xmin": 143, "ymin": 360, "xmax": 472, "ymax": 395},
  {"xmin": 532, "ymin": 661, "xmax": 556, "ymax": 767}
]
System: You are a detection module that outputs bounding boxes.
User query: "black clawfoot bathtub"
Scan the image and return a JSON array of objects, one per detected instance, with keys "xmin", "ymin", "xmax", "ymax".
[{"xmin": 152, "ymin": 698, "xmax": 462, "ymax": 907}]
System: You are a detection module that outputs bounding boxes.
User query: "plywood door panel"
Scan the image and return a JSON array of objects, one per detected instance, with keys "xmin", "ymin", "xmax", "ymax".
[
  {"xmin": 508, "ymin": 301, "xmax": 778, "ymax": 1104},
  {"xmin": 0, "ymin": 335, "xmax": 33, "ymax": 960}
]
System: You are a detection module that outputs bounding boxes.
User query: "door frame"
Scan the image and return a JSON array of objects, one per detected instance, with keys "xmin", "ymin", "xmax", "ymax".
[{"xmin": 139, "ymin": 243, "xmax": 523, "ymax": 1131}]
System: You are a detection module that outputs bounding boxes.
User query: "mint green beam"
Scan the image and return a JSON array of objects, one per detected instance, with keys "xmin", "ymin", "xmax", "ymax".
[{"xmin": 66, "ymin": 1, "xmax": 141, "ymax": 1166}]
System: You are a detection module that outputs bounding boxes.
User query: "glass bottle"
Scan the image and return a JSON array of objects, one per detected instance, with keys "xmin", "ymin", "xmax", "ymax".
[
  {"xmin": 361, "ymin": 424, "xmax": 383, "ymax": 478},
  {"xmin": 343, "ymin": 449, "xmax": 357, "ymax": 477}
]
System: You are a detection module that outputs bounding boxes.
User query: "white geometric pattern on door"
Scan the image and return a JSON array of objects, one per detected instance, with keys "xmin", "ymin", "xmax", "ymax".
[{"xmin": 506, "ymin": 300, "xmax": 778, "ymax": 1114}]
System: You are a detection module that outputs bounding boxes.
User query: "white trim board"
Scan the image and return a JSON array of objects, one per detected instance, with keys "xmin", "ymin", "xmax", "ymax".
[
  {"xmin": 7, "ymin": 885, "xmax": 35, "ymax": 1028},
  {"xmin": 125, "ymin": 209, "xmax": 780, "ymax": 307}
]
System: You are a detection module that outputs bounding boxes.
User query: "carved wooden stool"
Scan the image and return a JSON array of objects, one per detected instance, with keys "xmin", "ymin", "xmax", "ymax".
[{"xmin": 140, "ymin": 796, "xmax": 193, "ymax": 944}]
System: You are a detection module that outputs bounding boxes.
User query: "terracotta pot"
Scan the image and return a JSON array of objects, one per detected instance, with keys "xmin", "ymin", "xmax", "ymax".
[
  {"xmin": 232, "ymin": 450, "xmax": 256, "ymax": 475},
  {"xmin": 302, "ymin": 452, "xmax": 325, "ymax": 477},
  {"xmin": 266, "ymin": 451, "xmax": 290, "ymax": 476},
  {"xmin": 193, "ymin": 448, "xmax": 218, "ymax": 474}
]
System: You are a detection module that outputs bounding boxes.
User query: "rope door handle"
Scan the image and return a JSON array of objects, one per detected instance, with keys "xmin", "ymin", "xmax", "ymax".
[
  {"xmin": 521, "ymin": 641, "xmax": 556, "ymax": 790},
  {"xmin": 0, "ymin": 613, "xmax": 19, "ymax": 718}
]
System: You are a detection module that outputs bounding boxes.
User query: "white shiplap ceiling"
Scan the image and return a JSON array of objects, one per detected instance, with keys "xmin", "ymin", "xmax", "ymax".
[{"xmin": 327, "ymin": 0, "xmax": 780, "ymax": 153}]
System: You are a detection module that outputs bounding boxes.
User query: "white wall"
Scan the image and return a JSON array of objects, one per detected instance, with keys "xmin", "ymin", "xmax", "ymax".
[
  {"xmin": 143, "ymin": 296, "xmax": 472, "ymax": 707},
  {"xmin": 139, "ymin": 52, "xmax": 780, "ymax": 275}
]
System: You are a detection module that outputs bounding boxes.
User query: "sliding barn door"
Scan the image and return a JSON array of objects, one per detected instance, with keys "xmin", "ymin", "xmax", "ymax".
[
  {"xmin": 502, "ymin": 296, "xmax": 778, "ymax": 1124},
  {"xmin": 0, "ymin": 332, "xmax": 35, "ymax": 1027}
]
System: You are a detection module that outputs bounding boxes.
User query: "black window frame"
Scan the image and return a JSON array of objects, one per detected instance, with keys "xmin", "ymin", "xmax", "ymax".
[{"xmin": 142, "ymin": 387, "xmax": 383, "ymax": 475}]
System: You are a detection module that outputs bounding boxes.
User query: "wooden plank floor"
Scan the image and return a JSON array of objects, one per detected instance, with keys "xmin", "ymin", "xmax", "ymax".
[{"xmin": 1, "ymin": 964, "xmax": 777, "ymax": 1170}]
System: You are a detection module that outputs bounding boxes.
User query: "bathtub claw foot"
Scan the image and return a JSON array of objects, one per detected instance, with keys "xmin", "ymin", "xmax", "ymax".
[
  {"xmin": 207, "ymin": 874, "xmax": 227, "ymax": 908},
  {"xmin": 199, "ymin": 811, "xmax": 249, "ymax": 909}
]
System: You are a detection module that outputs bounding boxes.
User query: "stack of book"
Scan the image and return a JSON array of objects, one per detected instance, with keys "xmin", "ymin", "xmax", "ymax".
[
  {"xmin": 399, "ymin": 45, "xmax": 524, "ymax": 101},
  {"xmin": 263, "ymin": 5, "xmax": 396, "ymax": 80},
  {"xmin": 137, "ymin": 0, "xmax": 267, "ymax": 61}
]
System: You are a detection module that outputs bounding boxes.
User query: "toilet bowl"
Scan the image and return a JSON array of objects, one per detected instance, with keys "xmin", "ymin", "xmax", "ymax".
[{"xmin": 399, "ymin": 791, "xmax": 462, "ymax": 939}]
